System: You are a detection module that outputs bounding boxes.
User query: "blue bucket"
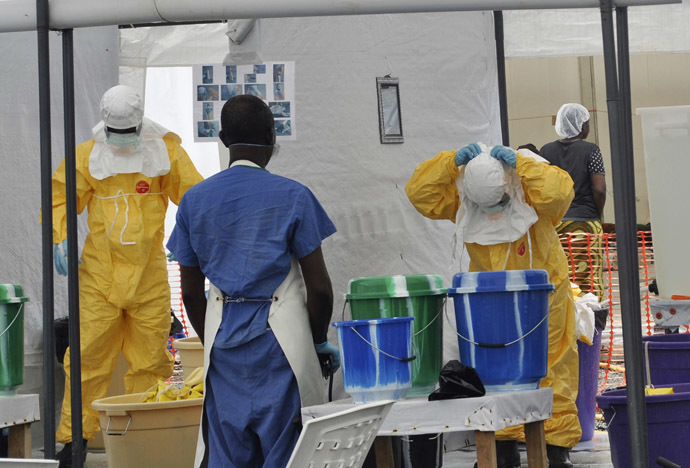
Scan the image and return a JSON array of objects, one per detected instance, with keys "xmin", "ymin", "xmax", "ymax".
[
  {"xmin": 332, "ymin": 317, "xmax": 415, "ymax": 403},
  {"xmin": 448, "ymin": 270, "xmax": 554, "ymax": 392}
]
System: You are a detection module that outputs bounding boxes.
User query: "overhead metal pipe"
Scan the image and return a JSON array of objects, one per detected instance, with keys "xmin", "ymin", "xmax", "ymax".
[
  {"xmin": 599, "ymin": 1, "xmax": 649, "ymax": 466},
  {"xmin": 62, "ymin": 28, "xmax": 86, "ymax": 468},
  {"xmin": 37, "ymin": 0, "xmax": 56, "ymax": 458},
  {"xmin": 0, "ymin": 0, "xmax": 681, "ymax": 33},
  {"xmin": 493, "ymin": 10, "xmax": 510, "ymax": 147}
]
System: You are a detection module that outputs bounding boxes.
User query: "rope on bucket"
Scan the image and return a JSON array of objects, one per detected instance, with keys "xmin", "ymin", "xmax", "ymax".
[
  {"xmin": 348, "ymin": 326, "xmax": 417, "ymax": 362},
  {"xmin": 0, "ymin": 303, "xmax": 24, "ymax": 339},
  {"xmin": 444, "ymin": 288, "xmax": 557, "ymax": 349}
]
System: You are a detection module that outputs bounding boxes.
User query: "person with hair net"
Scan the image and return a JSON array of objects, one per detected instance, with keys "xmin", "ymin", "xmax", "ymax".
[
  {"xmin": 405, "ymin": 142, "xmax": 580, "ymax": 468},
  {"xmin": 51, "ymin": 85, "xmax": 203, "ymax": 467},
  {"xmin": 540, "ymin": 103, "xmax": 607, "ymax": 300}
]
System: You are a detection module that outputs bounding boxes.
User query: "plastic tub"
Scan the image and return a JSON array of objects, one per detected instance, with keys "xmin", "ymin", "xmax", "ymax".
[
  {"xmin": 0, "ymin": 284, "xmax": 29, "ymax": 394},
  {"xmin": 637, "ymin": 105, "xmax": 690, "ymax": 299},
  {"xmin": 642, "ymin": 332, "xmax": 690, "ymax": 386},
  {"xmin": 346, "ymin": 274, "xmax": 445, "ymax": 396},
  {"xmin": 448, "ymin": 270, "xmax": 553, "ymax": 392},
  {"xmin": 172, "ymin": 336, "xmax": 203, "ymax": 378},
  {"xmin": 597, "ymin": 382, "xmax": 690, "ymax": 468},
  {"xmin": 91, "ymin": 392, "xmax": 202, "ymax": 468},
  {"xmin": 333, "ymin": 317, "xmax": 415, "ymax": 403}
]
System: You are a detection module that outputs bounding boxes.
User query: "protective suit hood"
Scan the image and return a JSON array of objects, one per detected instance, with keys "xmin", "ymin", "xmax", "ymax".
[
  {"xmin": 89, "ymin": 117, "xmax": 174, "ymax": 180},
  {"xmin": 455, "ymin": 143, "xmax": 538, "ymax": 246}
]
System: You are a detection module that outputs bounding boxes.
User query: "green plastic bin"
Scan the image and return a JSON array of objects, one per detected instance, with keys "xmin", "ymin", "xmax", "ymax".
[
  {"xmin": 0, "ymin": 284, "xmax": 29, "ymax": 394},
  {"xmin": 346, "ymin": 274, "xmax": 446, "ymax": 397}
]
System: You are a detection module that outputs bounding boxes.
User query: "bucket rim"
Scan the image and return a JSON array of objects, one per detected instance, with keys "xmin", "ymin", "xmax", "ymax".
[
  {"xmin": 345, "ymin": 289, "xmax": 447, "ymax": 300},
  {"xmin": 596, "ymin": 384, "xmax": 690, "ymax": 409},
  {"xmin": 91, "ymin": 392, "xmax": 203, "ymax": 412},
  {"xmin": 172, "ymin": 336, "xmax": 203, "ymax": 349},
  {"xmin": 448, "ymin": 283, "xmax": 555, "ymax": 295},
  {"xmin": 332, "ymin": 316, "xmax": 414, "ymax": 328}
]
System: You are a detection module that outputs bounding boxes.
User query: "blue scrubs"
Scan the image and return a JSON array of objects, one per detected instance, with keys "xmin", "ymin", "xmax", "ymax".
[{"xmin": 168, "ymin": 165, "xmax": 336, "ymax": 467}]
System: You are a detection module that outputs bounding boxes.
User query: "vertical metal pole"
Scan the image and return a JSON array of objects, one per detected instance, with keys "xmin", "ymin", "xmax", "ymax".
[
  {"xmin": 493, "ymin": 10, "xmax": 510, "ymax": 147},
  {"xmin": 36, "ymin": 0, "xmax": 56, "ymax": 458},
  {"xmin": 62, "ymin": 28, "xmax": 85, "ymax": 468},
  {"xmin": 600, "ymin": 2, "xmax": 649, "ymax": 467}
]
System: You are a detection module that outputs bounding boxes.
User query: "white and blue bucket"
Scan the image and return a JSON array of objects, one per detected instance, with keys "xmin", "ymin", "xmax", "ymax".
[
  {"xmin": 332, "ymin": 316, "xmax": 415, "ymax": 403},
  {"xmin": 448, "ymin": 270, "xmax": 553, "ymax": 392}
]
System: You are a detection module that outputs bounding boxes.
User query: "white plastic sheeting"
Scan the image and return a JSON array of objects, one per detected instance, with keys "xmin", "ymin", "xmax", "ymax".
[{"xmin": 504, "ymin": 4, "xmax": 690, "ymax": 57}]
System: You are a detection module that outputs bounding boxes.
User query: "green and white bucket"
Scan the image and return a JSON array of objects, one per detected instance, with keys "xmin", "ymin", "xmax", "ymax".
[
  {"xmin": 0, "ymin": 284, "xmax": 29, "ymax": 394},
  {"xmin": 346, "ymin": 274, "xmax": 446, "ymax": 397}
]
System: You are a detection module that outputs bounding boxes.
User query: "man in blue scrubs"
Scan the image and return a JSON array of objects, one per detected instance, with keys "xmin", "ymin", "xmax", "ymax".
[{"xmin": 168, "ymin": 95, "xmax": 339, "ymax": 467}]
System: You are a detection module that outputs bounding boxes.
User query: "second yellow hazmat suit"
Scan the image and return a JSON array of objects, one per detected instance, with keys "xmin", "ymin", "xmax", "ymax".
[
  {"xmin": 53, "ymin": 127, "xmax": 203, "ymax": 443},
  {"xmin": 405, "ymin": 148, "xmax": 581, "ymax": 449}
]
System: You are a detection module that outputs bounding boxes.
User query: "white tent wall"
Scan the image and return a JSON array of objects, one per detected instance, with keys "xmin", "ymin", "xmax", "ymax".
[
  {"xmin": 123, "ymin": 12, "xmax": 501, "ymax": 389},
  {"xmin": 0, "ymin": 26, "xmax": 119, "ymax": 447}
]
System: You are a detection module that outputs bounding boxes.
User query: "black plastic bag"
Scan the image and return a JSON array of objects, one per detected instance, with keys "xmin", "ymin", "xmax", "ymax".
[{"xmin": 428, "ymin": 360, "xmax": 486, "ymax": 401}]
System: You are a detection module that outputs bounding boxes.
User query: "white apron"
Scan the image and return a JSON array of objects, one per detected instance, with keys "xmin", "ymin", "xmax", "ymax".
[{"xmin": 193, "ymin": 256, "xmax": 325, "ymax": 467}]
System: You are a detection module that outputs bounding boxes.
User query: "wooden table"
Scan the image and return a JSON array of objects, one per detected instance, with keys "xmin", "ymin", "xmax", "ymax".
[
  {"xmin": 0, "ymin": 394, "xmax": 40, "ymax": 458},
  {"xmin": 302, "ymin": 388, "xmax": 553, "ymax": 468}
]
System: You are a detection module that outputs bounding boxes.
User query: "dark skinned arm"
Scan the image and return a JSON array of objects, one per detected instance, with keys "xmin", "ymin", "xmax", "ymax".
[
  {"xmin": 180, "ymin": 265, "xmax": 208, "ymax": 345},
  {"xmin": 591, "ymin": 173, "xmax": 607, "ymax": 220},
  {"xmin": 298, "ymin": 246, "xmax": 334, "ymax": 344}
]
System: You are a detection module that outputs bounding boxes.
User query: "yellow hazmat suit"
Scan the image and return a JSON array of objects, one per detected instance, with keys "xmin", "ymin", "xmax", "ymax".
[
  {"xmin": 405, "ymin": 150, "xmax": 581, "ymax": 448},
  {"xmin": 53, "ymin": 133, "xmax": 203, "ymax": 443}
]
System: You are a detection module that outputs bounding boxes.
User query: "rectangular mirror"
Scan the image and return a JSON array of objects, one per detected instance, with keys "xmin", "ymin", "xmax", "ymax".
[{"xmin": 376, "ymin": 76, "xmax": 403, "ymax": 144}]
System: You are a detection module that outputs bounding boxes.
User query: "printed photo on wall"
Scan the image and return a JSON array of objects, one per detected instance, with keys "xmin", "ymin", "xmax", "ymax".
[
  {"xmin": 202, "ymin": 102, "xmax": 214, "ymax": 120},
  {"xmin": 273, "ymin": 83, "xmax": 285, "ymax": 100},
  {"xmin": 244, "ymin": 73, "xmax": 257, "ymax": 83},
  {"xmin": 221, "ymin": 84, "xmax": 242, "ymax": 100},
  {"xmin": 226, "ymin": 66, "xmax": 237, "ymax": 83},
  {"xmin": 269, "ymin": 102, "xmax": 290, "ymax": 118},
  {"xmin": 202, "ymin": 66, "xmax": 214, "ymax": 84},
  {"xmin": 275, "ymin": 119, "xmax": 292, "ymax": 137},
  {"xmin": 245, "ymin": 84, "xmax": 267, "ymax": 100},
  {"xmin": 273, "ymin": 64, "xmax": 285, "ymax": 83},
  {"xmin": 197, "ymin": 85, "xmax": 219, "ymax": 101},
  {"xmin": 198, "ymin": 121, "xmax": 219, "ymax": 138},
  {"xmin": 253, "ymin": 64, "xmax": 266, "ymax": 74}
]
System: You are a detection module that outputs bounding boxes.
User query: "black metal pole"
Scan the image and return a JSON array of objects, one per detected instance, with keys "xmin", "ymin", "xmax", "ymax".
[
  {"xmin": 37, "ymin": 0, "xmax": 56, "ymax": 458},
  {"xmin": 493, "ymin": 10, "xmax": 510, "ymax": 147},
  {"xmin": 600, "ymin": 2, "xmax": 649, "ymax": 467},
  {"xmin": 62, "ymin": 28, "xmax": 85, "ymax": 468}
]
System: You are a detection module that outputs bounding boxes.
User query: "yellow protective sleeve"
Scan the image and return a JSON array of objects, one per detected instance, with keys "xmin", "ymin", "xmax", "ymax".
[
  {"xmin": 516, "ymin": 154, "xmax": 574, "ymax": 224},
  {"xmin": 404, "ymin": 150, "xmax": 461, "ymax": 222},
  {"xmin": 160, "ymin": 134, "xmax": 204, "ymax": 205}
]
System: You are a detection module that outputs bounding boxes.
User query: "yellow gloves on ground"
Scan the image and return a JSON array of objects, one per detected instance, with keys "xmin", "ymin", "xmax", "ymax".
[{"xmin": 141, "ymin": 367, "xmax": 204, "ymax": 403}]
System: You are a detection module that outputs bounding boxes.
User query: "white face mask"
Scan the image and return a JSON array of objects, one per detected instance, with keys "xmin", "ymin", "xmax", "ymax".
[
  {"xmin": 106, "ymin": 132, "xmax": 141, "ymax": 149},
  {"xmin": 478, "ymin": 193, "xmax": 510, "ymax": 214}
]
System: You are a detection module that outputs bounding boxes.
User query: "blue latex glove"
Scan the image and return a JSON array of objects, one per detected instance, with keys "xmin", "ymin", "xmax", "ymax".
[
  {"xmin": 54, "ymin": 240, "xmax": 81, "ymax": 276},
  {"xmin": 454, "ymin": 143, "xmax": 482, "ymax": 166},
  {"xmin": 489, "ymin": 145, "xmax": 517, "ymax": 168},
  {"xmin": 166, "ymin": 251, "xmax": 178, "ymax": 263},
  {"xmin": 314, "ymin": 341, "xmax": 341, "ymax": 376}
]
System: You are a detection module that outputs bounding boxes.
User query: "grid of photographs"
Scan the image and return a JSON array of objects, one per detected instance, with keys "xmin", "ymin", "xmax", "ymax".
[{"xmin": 193, "ymin": 62, "xmax": 295, "ymax": 142}]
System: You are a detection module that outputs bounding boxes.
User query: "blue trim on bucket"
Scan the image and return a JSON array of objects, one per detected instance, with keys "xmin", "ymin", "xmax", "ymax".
[
  {"xmin": 333, "ymin": 316, "xmax": 415, "ymax": 328},
  {"xmin": 448, "ymin": 270, "xmax": 554, "ymax": 295}
]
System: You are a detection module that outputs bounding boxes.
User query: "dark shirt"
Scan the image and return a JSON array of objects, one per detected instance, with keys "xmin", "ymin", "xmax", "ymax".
[{"xmin": 540, "ymin": 139, "xmax": 605, "ymax": 220}]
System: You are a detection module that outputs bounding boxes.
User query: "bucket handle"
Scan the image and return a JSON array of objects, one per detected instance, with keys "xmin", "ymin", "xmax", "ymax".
[
  {"xmin": 446, "ymin": 289, "xmax": 557, "ymax": 348},
  {"xmin": 644, "ymin": 340, "xmax": 654, "ymax": 389},
  {"xmin": 0, "ymin": 303, "xmax": 23, "ymax": 339},
  {"xmin": 348, "ymin": 327, "xmax": 417, "ymax": 362},
  {"xmin": 342, "ymin": 297, "xmax": 445, "ymax": 338},
  {"xmin": 105, "ymin": 413, "xmax": 132, "ymax": 436}
]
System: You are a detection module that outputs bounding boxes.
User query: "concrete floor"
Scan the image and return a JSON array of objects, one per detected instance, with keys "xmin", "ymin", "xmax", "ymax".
[{"xmin": 36, "ymin": 432, "xmax": 614, "ymax": 467}]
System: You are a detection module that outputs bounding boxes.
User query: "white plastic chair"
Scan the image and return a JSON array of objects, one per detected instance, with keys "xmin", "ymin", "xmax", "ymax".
[{"xmin": 286, "ymin": 400, "xmax": 394, "ymax": 468}]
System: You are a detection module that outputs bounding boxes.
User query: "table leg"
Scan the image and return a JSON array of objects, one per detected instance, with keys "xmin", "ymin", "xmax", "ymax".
[
  {"xmin": 8, "ymin": 423, "xmax": 32, "ymax": 458},
  {"xmin": 524, "ymin": 420, "xmax": 547, "ymax": 468},
  {"xmin": 475, "ymin": 431, "xmax": 497, "ymax": 468},
  {"xmin": 374, "ymin": 437, "xmax": 395, "ymax": 468}
]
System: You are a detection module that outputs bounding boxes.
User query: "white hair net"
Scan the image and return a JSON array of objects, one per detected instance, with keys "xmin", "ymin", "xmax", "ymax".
[
  {"xmin": 463, "ymin": 152, "xmax": 507, "ymax": 207},
  {"xmin": 100, "ymin": 85, "xmax": 144, "ymax": 130},
  {"xmin": 555, "ymin": 103, "xmax": 590, "ymax": 139}
]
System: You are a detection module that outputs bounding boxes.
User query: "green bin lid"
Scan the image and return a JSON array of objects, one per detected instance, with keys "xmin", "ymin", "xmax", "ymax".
[
  {"xmin": 346, "ymin": 274, "xmax": 446, "ymax": 300},
  {"xmin": 0, "ymin": 284, "xmax": 29, "ymax": 304}
]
